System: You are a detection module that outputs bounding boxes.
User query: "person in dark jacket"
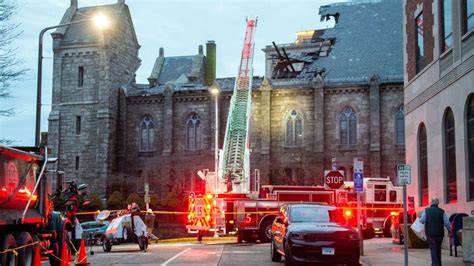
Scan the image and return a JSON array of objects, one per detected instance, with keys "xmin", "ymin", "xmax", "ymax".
[{"xmin": 420, "ymin": 197, "xmax": 452, "ymax": 266}]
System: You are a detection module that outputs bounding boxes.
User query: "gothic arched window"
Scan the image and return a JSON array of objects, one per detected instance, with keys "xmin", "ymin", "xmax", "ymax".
[
  {"xmin": 443, "ymin": 108, "xmax": 457, "ymax": 203},
  {"xmin": 418, "ymin": 123, "xmax": 429, "ymax": 206},
  {"xmin": 395, "ymin": 105, "xmax": 405, "ymax": 145},
  {"xmin": 466, "ymin": 94, "xmax": 474, "ymax": 201},
  {"xmin": 186, "ymin": 113, "xmax": 202, "ymax": 150},
  {"xmin": 140, "ymin": 115, "xmax": 155, "ymax": 151},
  {"xmin": 285, "ymin": 110, "xmax": 303, "ymax": 147},
  {"xmin": 340, "ymin": 107, "xmax": 357, "ymax": 145}
]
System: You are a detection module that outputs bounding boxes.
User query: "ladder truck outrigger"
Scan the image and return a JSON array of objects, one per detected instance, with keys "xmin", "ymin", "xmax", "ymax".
[{"xmin": 186, "ymin": 19, "xmax": 403, "ymax": 243}]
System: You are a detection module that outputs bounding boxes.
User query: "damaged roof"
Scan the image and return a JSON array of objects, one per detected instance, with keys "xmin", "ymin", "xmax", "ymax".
[{"xmin": 312, "ymin": 0, "xmax": 403, "ymax": 84}]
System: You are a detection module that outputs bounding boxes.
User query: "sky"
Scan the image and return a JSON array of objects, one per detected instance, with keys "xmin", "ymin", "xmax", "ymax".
[{"xmin": 0, "ymin": 0, "xmax": 346, "ymax": 145}]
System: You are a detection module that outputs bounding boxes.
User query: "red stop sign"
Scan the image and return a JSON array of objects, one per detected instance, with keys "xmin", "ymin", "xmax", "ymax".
[{"xmin": 325, "ymin": 170, "xmax": 344, "ymax": 189}]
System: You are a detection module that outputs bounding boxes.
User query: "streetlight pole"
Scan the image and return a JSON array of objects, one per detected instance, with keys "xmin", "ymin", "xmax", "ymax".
[
  {"xmin": 35, "ymin": 14, "xmax": 108, "ymax": 146},
  {"xmin": 210, "ymin": 86, "xmax": 220, "ymax": 237}
]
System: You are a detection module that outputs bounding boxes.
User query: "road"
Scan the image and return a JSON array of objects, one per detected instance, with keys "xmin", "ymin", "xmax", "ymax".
[{"xmin": 86, "ymin": 241, "xmax": 280, "ymax": 266}]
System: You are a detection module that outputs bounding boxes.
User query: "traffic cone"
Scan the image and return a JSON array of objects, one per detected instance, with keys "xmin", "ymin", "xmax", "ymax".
[
  {"xmin": 76, "ymin": 239, "xmax": 88, "ymax": 265},
  {"xmin": 32, "ymin": 244, "xmax": 42, "ymax": 266},
  {"xmin": 60, "ymin": 242, "xmax": 69, "ymax": 266}
]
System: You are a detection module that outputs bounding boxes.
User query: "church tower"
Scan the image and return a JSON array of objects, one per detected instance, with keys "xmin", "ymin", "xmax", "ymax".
[{"xmin": 48, "ymin": 0, "xmax": 141, "ymax": 199}]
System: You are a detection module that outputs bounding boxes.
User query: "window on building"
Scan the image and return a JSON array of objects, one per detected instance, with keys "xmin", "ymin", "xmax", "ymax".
[
  {"xmin": 466, "ymin": 95, "xmax": 474, "ymax": 201},
  {"xmin": 340, "ymin": 107, "xmax": 357, "ymax": 145},
  {"xmin": 444, "ymin": 108, "xmax": 457, "ymax": 203},
  {"xmin": 415, "ymin": 12, "xmax": 425, "ymax": 73},
  {"xmin": 186, "ymin": 113, "xmax": 202, "ymax": 150},
  {"xmin": 140, "ymin": 115, "xmax": 155, "ymax": 151},
  {"xmin": 78, "ymin": 66, "xmax": 84, "ymax": 87},
  {"xmin": 285, "ymin": 110, "xmax": 303, "ymax": 147},
  {"xmin": 75, "ymin": 156, "xmax": 79, "ymax": 171},
  {"xmin": 76, "ymin": 116, "xmax": 81, "ymax": 135},
  {"xmin": 440, "ymin": 0, "xmax": 453, "ymax": 52},
  {"xmin": 462, "ymin": 0, "xmax": 474, "ymax": 34},
  {"xmin": 395, "ymin": 105, "xmax": 405, "ymax": 145},
  {"xmin": 418, "ymin": 123, "xmax": 429, "ymax": 206}
]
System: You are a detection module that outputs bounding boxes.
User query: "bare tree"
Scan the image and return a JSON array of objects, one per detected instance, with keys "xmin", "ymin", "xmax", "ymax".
[{"xmin": 0, "ymin": 0, "xmax": 27, "ymax": 144}]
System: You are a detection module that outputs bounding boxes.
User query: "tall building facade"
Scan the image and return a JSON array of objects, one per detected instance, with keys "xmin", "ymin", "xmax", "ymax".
[
  {"xmin": 49, "ymin": 0, "xmax": 406, "ymax": 200},
  {"xmin": 403, "ymin": 0, "xmax": 474, "ymax": 215}
]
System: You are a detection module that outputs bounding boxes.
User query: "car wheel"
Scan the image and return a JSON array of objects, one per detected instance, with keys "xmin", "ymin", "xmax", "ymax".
[
  {"xmin": 102, "ymin": 237, "xmax": 112, "ymax": 252},
  {"xmin": 284, "ymin": 241, "xmax": 294, "ymax": 266},
  {"xmin": 270, "ymin": 239, "xmax": 281, "ymax": 262},
  {"xmin": 259, "ymin": 219, "xmax": 273, "ymax": 243},
  {"xmin": 138, "ymin": 236, "xmax": 148, "ymax": 251}
]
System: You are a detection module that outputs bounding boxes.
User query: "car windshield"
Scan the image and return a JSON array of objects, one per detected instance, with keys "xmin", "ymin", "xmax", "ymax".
[{"xmin": 289, "ymin": 206, "xmax": 336, "ymax": 223}]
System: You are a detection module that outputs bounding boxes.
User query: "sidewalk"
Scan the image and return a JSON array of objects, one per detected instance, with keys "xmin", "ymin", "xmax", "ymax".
[{"xmin": 361, "ymin": 238, "xmax": 464, "ymax": 266}]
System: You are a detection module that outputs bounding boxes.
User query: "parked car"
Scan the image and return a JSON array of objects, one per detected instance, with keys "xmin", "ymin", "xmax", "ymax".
[
  {"xmin": 270, "ymin": 203, "xmax": 360, "ymax": 266},
  {"xmin": 80, "ymin": 220, "xmax": 110, "ymax": 245},
  {"xmin": 102, "ymin": 213, "xmax": 148, "ymax": 252}
]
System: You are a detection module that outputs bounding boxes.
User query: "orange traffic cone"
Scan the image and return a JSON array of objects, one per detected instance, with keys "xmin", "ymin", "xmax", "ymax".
[
  {"xmin": 32, "ymin": 244, "xmax": 42, "ymax": 266},
  {"xmin": 76, "ymin": 239, "xmax": 88, "ymax": 265},
  {"xmin": 60, "ymin": 243, "xmax": 69, "ymax": 266}
]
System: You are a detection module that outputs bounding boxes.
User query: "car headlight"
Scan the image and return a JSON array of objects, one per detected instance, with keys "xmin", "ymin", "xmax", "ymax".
[{"xmin": 290, "ymin": 233, "xmax": 305, "ymax": 240}]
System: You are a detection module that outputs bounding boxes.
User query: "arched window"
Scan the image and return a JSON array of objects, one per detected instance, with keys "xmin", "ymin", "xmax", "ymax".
[
  {"xmin": 186, "ymin": 113, "xmax": 202, "ymax": 150},
  {"xmin": 444, "ymin": 108, "xmax": 457, "ymax": 203},
  {"xmin": 285, "ymin": 110, "xmax": 303, "ymax": 147},
  {"xmin": 140, "ymin": 115, "xmax": 155, "ymax": 151},
  {"xmin": 418, "ymin": 123, "xmax": 429, "ymax": 206},
  {"xmin": 340, "ymin": 107, "xmax": 357, "ymax": 145},
  {"xmin": 395, "ymin": 105, "xmax": 405, "ymax": 145},
  {"xmin": 466, "ymin": 95, "xmax": 474, "ymax": 201}
]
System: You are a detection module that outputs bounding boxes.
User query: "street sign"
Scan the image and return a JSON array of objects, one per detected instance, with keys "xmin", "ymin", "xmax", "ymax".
[
  {"xmin": 144, "ymin": 194, "xmax": 151, "ymax": 204},
  {"xmin": 324, "ymin": 170, "xmax": 345, "ymax": 190},
  {"xmin": 353, "ymin": 159, "xmax": 364, "ymax": 193},
  {"xmin": 331, "ymin": 157, "xmax": 337, "ymax": 171},
  {"xmin": 397, "ymin": 164, "xmax": 411, "ymax": 185}
]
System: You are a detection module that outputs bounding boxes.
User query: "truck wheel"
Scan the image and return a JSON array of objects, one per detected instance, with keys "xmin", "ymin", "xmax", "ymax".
[
  {"xmin": 259, "ymin": 219, "xmax": 274, "ymax": 243},
  {"xmin": 0, "ymin": 234, "xmax": 17, "ymax": 266},
  {"xmin": 16, "ymin": 232, "xmax": 34, "ymax": 266},
  {"xmin": 237, "ymin": 231, "xmax": 243, "ymax": 244},
  {"xmin": 383, "ymin": 218, "xmax": 392, "ymax": 238}
]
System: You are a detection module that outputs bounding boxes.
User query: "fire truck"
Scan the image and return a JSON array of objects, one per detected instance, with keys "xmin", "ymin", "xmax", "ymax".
[
  {"xmin": 186, "ymin": 18, "xmax": 403, "ymax": 243},
  {"xmin": 0, "ymin": 145, "xmax": 84, "ymax": 265}
]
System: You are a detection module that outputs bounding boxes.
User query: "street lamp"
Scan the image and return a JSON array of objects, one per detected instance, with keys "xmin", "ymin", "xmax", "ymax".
[
  {"xmin": 209, "ymin": 85, "xmax": 220, "ymax": 237},
  {"xmin": 35, "ymin": 14, "xmax": 109, "ymax": 146}
]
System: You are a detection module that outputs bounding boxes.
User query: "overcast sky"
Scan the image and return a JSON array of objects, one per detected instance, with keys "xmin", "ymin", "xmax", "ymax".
[{"xmin": 0, "ymin": 0, "xmax": 346, "ymax": 145}]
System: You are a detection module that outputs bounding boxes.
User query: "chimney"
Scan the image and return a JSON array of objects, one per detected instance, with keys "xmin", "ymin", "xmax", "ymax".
[
  {"xmin": 198, "ymin": 45, "xmax": 203, "ymax": 55},
  {"xmin": 70, "ymin": 0, "xmax": 78, "ymax": 8},
  {"xmin": 205, "ymin": 41, "xmax": 216, "ymax": 86},
  {"xmin": 159, "ymin": 47, "xmax": 164, "ymax": 57},
  {"xmin": 117, "ymin": 0, "xmax": 125, "ymax": 4}
]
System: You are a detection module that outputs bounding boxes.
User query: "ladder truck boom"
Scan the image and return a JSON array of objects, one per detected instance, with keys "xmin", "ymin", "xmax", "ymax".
[{"xmin": 219, "ymin": 18, "xmax": 257, "ymax": 193}]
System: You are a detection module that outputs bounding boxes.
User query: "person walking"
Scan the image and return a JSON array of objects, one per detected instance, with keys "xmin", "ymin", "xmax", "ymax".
[
  {"xmin": 145, "ymin": 209, "xmax": 159, "ymax": 241},
  {"xmin": 420, "ymin": 197, "xmax": 452, "ymax": 266}
]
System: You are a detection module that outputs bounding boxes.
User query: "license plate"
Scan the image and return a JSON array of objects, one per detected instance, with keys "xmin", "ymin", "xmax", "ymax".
[{"xmin": 321, "ymin": 247, "xmax": 335, "ymax": 255}]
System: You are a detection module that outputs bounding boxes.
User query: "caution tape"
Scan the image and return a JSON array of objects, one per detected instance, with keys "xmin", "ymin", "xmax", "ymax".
[{"xmin": 0, "ymin": 241, "xmax": 40, "ymax": 255}]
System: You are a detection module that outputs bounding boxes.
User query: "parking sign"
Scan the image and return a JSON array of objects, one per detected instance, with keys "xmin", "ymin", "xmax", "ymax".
[
  {"xmin": 353, "ymin": 159, "xmax": 364, "ymax": 193},
  {"xmin": 397, "ymin": 164, "xmax": 411, "ymax": 185}
]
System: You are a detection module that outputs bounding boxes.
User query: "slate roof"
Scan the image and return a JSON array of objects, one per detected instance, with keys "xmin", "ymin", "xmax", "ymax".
[
  {"xmin": 56, "ymin": 3, "xmax": 139, "ymax": 47},
  {"xmin": 157, "ymin": 55, "xmax": 204, "ymax": 85},
  {"xmin": 126, "ymin": 76, "xmax": 264, "ymax": 97},
  {"xmin": 310, "ymin": 0, "xmax": 403, "ymax": 84}
]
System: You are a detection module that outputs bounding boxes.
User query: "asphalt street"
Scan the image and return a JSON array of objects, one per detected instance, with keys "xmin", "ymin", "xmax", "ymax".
[{"xmin": 86, "ymin": 241, "xmax": 279, "ymax": 266}]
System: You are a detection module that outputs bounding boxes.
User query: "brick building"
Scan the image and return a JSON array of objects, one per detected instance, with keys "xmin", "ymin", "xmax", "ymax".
[
  {"xmin": 48, "ymin": 0, "xmax": 405, "ymax": 200},
  {"xmin": 403, "ymin": 0, "xmax": 474, "ymax": 215}
]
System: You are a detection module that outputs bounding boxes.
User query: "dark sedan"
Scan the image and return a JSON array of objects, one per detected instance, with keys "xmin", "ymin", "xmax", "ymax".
[{"xmin": 270, "ymin": 204, "xmax": 360, "ymax": 266}]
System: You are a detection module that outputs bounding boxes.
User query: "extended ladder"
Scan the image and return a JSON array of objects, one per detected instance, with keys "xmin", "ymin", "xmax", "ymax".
[{"xmin": 219, "ymin": 18, "xmax": 257, "ymax": 193}]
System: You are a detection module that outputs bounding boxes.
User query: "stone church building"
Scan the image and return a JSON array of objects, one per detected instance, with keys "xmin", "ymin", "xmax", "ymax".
[{"xmin": 48, "ymin": 0, "xmax": 405, "ymax": 199}]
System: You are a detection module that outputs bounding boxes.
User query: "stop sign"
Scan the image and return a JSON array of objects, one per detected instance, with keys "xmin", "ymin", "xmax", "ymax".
[{"xmin": 325, "ymin": 170, "xmax": 345, "ymax": 189}]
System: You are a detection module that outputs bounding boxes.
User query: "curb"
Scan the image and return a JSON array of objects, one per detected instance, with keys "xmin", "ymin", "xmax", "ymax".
[{"xmin": 153, "ymin": 236, "xmax": 237, "ymax": 244}]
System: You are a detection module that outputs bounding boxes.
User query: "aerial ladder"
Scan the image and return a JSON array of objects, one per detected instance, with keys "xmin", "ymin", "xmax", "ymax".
[{"xmin": 218, "ymin": 18, "xmax": 257, "ymax": 193}]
